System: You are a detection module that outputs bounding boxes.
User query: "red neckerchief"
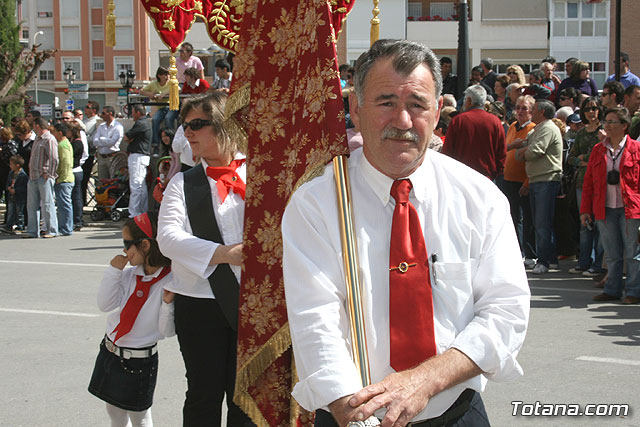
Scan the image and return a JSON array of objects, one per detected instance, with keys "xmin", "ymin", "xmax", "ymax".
[{"xmin": 206, "ymin": 158, "xmax": 246, "ymax": 202}]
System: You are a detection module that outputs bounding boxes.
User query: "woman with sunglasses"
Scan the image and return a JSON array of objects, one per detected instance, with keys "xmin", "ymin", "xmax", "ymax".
[
  {"xmin": 566, "ymin": 97, "xmax": 606, "ymax": 277},
  {"xmin": 506, "ymin": 65, "xmax": 526, "ymax": 85},
  {"xmin": 581, "ymin": 107, "xmax": 640, "ymax": 304},
  {"xmin": 157, "ymin": 93, "xmax": 255, "ymax": 426}
]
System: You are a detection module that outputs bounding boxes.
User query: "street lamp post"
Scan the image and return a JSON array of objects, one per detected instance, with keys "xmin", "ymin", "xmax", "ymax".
[
  {"xmin": 119, "ymin": 69, "xmax": 136, "ymax": 118},
  {"xmin": 63, "ymin": 66, "xmax": 77, "ymax": 113},
  {"xmin": 33, "ymin": 31, "xmax": 44, "ymax": 104}
]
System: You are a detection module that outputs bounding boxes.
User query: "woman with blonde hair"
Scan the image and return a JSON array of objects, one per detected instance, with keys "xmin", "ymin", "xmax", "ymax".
[
  {"xmin": 157, "ymin": 93, "xmax": 255, "ymax": 426},
  {"xmin": 506, "ymin": 64, "xmax": 526, "ymax": 85}
]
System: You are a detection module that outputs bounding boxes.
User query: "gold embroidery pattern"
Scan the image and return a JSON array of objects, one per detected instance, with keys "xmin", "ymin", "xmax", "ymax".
[{"xmin": 207, "ymin": 0, "xmax": 243, "ymax": 52}]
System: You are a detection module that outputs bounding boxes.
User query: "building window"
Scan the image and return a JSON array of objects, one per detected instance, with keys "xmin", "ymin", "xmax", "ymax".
[
  {"xmin": 430, "ymin": 2, "xmax": 456, "ymax": 20},
  {"xmin": 408, "ymin": 2, "xmax": 422, "ymax": 18},
  {"xmin": 91, "ymin": 0, "xmax": 102, "ymax": 8},
  {"xmin": 62, "ymin": 27, "xmax": 81, "ymax": 50},
  {"xmin": 39, "ymin": 70, "xmax": 55, "ymax": 80},
  {"xmin": 60, "ymin": 0, "xmax": 79, "ymax": 18},
  {"xmin": 552, "ymin": 1, "xmax": 608, "ymax": 37},
  {"xmin": 114, "ymin": 57, "xmax": 134, "ymax": 79},
  {"xmin": 22, "ymin": 29, "xmax": 29, "ymax": 39},
  {"xmin": 93, "ymin": 60, "xmax": 105, "ymax": 71},
  {"xmin": 114, "ymin": 26, "xmax": 133, "ymax": 50}
]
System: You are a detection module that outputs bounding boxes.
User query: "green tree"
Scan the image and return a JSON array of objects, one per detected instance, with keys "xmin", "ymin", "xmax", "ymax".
[{"xmin": 0, "ymin": 0, "xmax": 55, "ymax": 123}]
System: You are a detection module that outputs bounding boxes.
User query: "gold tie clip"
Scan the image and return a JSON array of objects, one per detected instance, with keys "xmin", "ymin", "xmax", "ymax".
[{"xmin": 389, "ymin": 261, "xmax": 417, "ymax": 273}]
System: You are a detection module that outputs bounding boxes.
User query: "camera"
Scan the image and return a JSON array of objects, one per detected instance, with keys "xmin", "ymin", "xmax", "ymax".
[{"xmin": 607, "ymin": 169, "xmax": 620, "ymax": 185}]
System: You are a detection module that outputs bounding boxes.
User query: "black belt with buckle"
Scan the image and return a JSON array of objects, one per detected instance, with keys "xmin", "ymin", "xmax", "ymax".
[
  {"xmin": 102, "ymin": 335, "xmax": 157, "ymax": 359},
  {"xmin": 407, "ymin": 389, "xmax": 475, "ymax": 427}
]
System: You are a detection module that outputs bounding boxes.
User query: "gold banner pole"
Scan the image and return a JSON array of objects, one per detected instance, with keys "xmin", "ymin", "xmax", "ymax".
[
  {"xmin": 333, "ymin": 155, "xmax": 380, "ymax": 427},
  {"xmin": 370, "ymin": 0, "xmax": 380, "ymax": 46}
]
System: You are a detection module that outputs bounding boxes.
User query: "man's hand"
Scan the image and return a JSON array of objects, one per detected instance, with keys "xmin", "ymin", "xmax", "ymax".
[
  {"xmin": 328, "ymin": 395, "xmax": 362, "ymax": 427},
  {"xmin": 347, "ymin": 368, "xmax": 431, "ymax": 427},
  {"xmin": 519, "ymin": 185, "xmax": 529, "ymax": 196},
  {"xmin": 110, "ymin": 255, "xmax": 128, "ymax": 270},
  {"xmin": 580, "ymin": 213, "xmax": 593, "ymax": 227},
  {"xmin": 163, "ymin": 289, "xmax": 175, "ymax": 304},
  {"xmin": 507, "ymin": 138, "xmax": 525, "ymax": 151}
]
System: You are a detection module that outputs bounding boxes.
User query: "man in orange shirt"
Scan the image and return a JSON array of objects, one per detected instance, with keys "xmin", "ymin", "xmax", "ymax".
[{"xmin": 500, "ymin": 95, "xmax": 537, "ymax": 268}]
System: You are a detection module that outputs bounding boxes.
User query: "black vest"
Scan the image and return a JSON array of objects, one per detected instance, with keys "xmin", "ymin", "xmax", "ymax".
[{"xmin": 183, "ymin": 164, "xmax": 239, "ymax": 330}]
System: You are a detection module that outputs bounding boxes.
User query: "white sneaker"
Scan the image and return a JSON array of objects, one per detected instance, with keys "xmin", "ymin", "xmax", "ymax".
[
  {"xmin": 524, "ymin": 258, "xmax": 537, "ymax": 269},
  {"xmin": 531, "ymin": 263, "xmax": 549, "ymax": 274},
  {"xmin": 549, "ymin": 263, "xmax": 559, "ymax": 270}
]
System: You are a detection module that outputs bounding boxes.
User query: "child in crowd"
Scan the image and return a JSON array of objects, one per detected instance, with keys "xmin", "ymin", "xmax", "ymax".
[
  {"xmin": 88, "ymin": 211, "xmax": 175, "ymax": 427},
  {"xmin": 3, "ymin": 155, "xmax": 28, "ymax": 233}
]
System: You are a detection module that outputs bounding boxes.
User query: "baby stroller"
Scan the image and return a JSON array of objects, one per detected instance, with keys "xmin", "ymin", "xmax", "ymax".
[{"xmin": 90, "ymin": 152, "xmax": 130, "ymax": 222}]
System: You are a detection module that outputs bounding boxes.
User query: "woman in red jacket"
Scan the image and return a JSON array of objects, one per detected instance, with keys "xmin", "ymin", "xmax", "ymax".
[{"xmin": 580, "ymin": 106, "xmax": 640, "ymax": 304}]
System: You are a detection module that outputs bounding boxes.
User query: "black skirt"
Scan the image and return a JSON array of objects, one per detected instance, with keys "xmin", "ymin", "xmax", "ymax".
[{"xmin": 88, "ymin": 340, "xmax": 158, "ymax": 411}]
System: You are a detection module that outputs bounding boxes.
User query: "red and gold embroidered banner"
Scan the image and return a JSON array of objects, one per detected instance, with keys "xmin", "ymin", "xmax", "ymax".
[
  {"xmin": 141, "ymin": 0, "xmax": 206, "ymax": 52},
  {"xmin": 231, "ymin": 1, "xmax": 353, "ymax": 425}
]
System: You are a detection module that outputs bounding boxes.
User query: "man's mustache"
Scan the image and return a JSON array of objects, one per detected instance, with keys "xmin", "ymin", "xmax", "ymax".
[{"xmin": 382, "ymin": 127, "xmax": 419, "ymax": 142}]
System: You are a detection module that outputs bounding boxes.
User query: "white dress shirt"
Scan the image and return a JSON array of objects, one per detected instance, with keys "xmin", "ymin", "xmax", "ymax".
[
  {"xmin": 282, "ymin": 148, "xmax": 530, "ymax": 421},
  {"xmin": 94, "ymin": 120, "xmax": 124, "ymax": 155},
  {"xmin": 83, "ymin": 115, "xmax": 102, "ymax": 147},
  {"xmin": 157, "ymin": 156, "xmax": 245, "ymax": 299},
  {"xmin": 98, "ymin": 265, "xmax": 175, "ymax": 349},
  {"xmin": 171, "ymin": 125, "xmax": 196, "ymax": 167}
]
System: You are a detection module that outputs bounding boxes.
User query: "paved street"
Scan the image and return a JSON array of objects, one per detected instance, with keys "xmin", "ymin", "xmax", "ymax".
[{"xmin": 0, "ymin": 222, "xmax": 638, "ymax": 426}]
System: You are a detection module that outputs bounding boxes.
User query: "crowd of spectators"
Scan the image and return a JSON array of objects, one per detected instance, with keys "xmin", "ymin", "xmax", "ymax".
[{"xmin": 427, "ymin": 51, "xmax": 640, "ymax": 304}]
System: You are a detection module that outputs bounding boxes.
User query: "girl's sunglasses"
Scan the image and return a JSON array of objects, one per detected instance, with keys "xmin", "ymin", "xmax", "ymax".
[
  {"xmin": 182, "ymin": 118, "xmax": 213, "ymax": 131},
  {"xmin": 123, "ymin": 238, "xmax": 146, "ymax": 250}
]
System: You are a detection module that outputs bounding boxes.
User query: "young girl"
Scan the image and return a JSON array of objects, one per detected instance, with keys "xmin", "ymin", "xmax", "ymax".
[{"xmin": 88, "ymin": 211, "xmax": 175, "ymax": 427}]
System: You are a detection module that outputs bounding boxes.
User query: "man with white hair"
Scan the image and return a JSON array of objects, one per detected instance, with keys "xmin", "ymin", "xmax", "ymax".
[{"xmin": 442, "ymin": 85, "xmax": 506, "ymax": 180}]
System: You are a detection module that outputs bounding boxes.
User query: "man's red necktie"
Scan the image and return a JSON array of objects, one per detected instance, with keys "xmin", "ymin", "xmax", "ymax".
[
  {"xmin": 389, "ymin": 179, "xmax": 436, "ymax": 371},
  {"xmin": 111, "ymin": 266, "xmax": 171, "ymax": 343},
  {"xmin": 206, "ymin": 158, "xmax": 246, "ymax": 202}
]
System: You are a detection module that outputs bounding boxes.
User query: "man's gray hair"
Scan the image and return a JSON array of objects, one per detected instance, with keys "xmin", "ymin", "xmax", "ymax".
[
  {"xmin": 464, "ymin": 85, "xmax": 487, "ymax": 108},
  {"xmin": 443, "ymin": 94, "xmax": 457, "ymax": 108},
  {"xmin": 536, "ymin": 100, "xmax": 556, "ymax": 119},
  {"xmin": 353, "ymin": 39, "xmax": 442, "ymax": 104},
  {"xmin": 480, "ymin": 58, "xmax": 493, "ymax": 70},
  {"xmin": 131, "ymin": 104, "xmax": 146, "ymax": 116}
]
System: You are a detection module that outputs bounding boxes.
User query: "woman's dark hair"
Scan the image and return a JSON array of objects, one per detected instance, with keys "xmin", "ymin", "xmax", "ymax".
[
  {"xmin": 159, "ymin": 127, "xmax": 175, "ymax": 156},
  {"xmin": 579, "ymin": 96, "xmax": 603, "ymax": 124},
  {"xmin": 67, "ymin": 121, "xmax": 82, "ymax": 140},
  {"xmin": 53, "ymin": 122, "xmax": 70, "ymax": 135},
  {"xmin": 559, "ymin": 87, "xmax": 580, "ymax": 105},
  {"xmin": 156, "ymin": 66, "xmax": 169, "ymax": 82},
  {"xmin": 570, "ymin": 61, "xmax": 590, "ymax": 81},
  {"xmin": 123, "ymin": 211, "xmax": 171, "ymax": 268}
]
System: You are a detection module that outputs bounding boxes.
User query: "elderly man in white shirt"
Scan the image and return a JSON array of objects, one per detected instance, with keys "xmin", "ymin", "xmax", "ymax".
[
  {"xmin": 282, "ymin": 39, "xmax": 530, "ymax": 427},
  {"xmin": 94, "ymin": 106, "xmax": 124, "ymax": 179}
]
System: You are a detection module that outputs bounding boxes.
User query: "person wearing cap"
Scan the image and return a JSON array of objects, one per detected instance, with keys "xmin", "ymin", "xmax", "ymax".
[{"xmin": 565, "ymin": 113, "xmax": 585, "ymax": 150}]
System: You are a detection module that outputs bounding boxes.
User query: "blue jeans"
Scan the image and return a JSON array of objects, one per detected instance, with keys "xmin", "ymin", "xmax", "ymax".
[
  {"xmin": 152, "ymin": 107, "xmax": 179, "ymax": 148},
  {"xmin": 596, "ymin": 208, "xmax": 640, "ymax": 298},
  {"xmin": 72, "ymin": 170, "xmax": 84, "ymax": 227},
  {"xmin": 27, "ymin": 177, "xmax": 58, "ymax": 237},
  {"xmin": 5, "ymin": 199, "xmax": 26, "ymax": 230},
  {"xmin": 529, "ymin": 181, "xmax": 560, "ymax": 267},
  {"xmin": 576, "ymin": 189, "xmax": 604, "ymax": 270},
  {"xmin": 497, "ymin": 177, "xmax": 536, "ymax": 259},
  {"xmin": 55, "ymin": 182, "xmax": 74, "ymax": 235}
]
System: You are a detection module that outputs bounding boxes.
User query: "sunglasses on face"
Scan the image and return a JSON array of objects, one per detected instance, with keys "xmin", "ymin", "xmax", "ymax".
[
  {"xmin": 559, "ymin": 96, "xmax": 569, "ymax": 101},
  {"xmin": 507, "ymin": 71, "xmax": 516, "ymax": 75},
  {"xmin": 583, "ymin": 106, "xmax": 599, "ymax": 112},
  {"xmin": 123, "ymin": 238, "xmax": 145, "ymax": 250},
  {"xmin": 182, "ymin": 118, "xmax": 214, "ymax": 131},
  {"xmin": 602, "ymin": 92, "xmax": 610, "ymax": 96}
]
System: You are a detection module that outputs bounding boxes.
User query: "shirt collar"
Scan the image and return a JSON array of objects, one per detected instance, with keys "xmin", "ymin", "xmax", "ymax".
[
  {"xmin": 516, "ymin": 120, "xmax": 532, "ymax": 131},
  {"xmin": 604, "ymin": 134, "xmax": 627, "ymax": 152},
  {"xmin": 134, "ymin": 264, "xmax": 166, "ymax": 281},
  {"xmin": 359, "ymin": 149, "xmax": 429, "ymax": 206}
]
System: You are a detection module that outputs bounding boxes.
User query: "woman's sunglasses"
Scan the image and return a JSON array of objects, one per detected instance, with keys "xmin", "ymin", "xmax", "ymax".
[
  {"xmin": 583, "ymin": 106, "xmax": 599, "ymax": 112},
  {"xmin": 182, "ymin": 118, "xmax": 214, "ymax": 131}
]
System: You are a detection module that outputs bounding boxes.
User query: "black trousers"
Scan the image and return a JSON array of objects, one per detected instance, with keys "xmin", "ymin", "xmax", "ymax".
[
  {"xmin": 315, "ymin": 390, "xmax": 490, "ymax": 427},
  {"xmin": 81, "ymin": 155, "xmax": 95, "ymax": 206},
  {"xmin": 174, "ymin": 294, "xmax": 255, "ymax": 427}
]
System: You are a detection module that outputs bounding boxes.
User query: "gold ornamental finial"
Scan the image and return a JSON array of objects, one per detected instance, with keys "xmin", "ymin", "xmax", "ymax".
[{"xmin": 370, "ymin": 0, "xmax": 380, "ymax": 46}]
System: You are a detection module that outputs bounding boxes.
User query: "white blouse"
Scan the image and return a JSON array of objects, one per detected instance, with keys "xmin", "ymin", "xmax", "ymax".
[{"xmin": 157, "ymin": 157, "xmax": 245, "ymax": 299}]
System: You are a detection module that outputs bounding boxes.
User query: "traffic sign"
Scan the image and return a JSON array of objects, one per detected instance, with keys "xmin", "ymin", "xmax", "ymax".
[
  {"xmin": 71, "ymin": 92, "xmax": 89, "ymax": 99},
  {"xmin": 33, "ymin": 104, "xmax": 53, "ymax": 116},
  {"xmin": 66, "ymin": 99, "xmax": 74, "ymax": 105},
  {"xmin": 68, "ymin": 83, "xmax": 90, "ymax": 91}
]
